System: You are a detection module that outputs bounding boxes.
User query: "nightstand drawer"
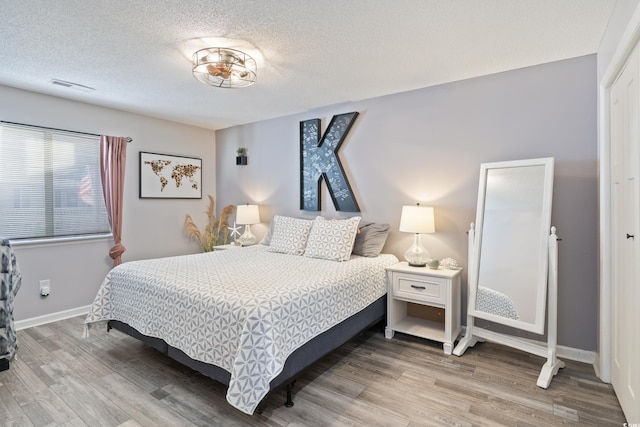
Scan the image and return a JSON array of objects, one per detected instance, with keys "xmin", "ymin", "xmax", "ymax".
[{"xmin": 393, "ymin": 272, "xmax": 446, "ymax": 305}]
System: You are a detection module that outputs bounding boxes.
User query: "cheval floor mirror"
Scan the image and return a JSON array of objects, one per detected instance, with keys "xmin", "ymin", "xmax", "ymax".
[{"xmin": 453, "ymin": 157, "xmax": 565, "ymax": 388}]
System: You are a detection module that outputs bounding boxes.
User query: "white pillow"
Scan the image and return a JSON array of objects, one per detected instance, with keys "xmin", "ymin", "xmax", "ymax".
[
  {"xmin": 304, "ymin": 216, "xmax": 361, "ymax": 261},
  {"xmin": 259, "ymin": 220, "xmax": 274, "ymax": 245},
  {"xmin": 266, "ymin": 215, "xmax": 313, "ymax": 255}
]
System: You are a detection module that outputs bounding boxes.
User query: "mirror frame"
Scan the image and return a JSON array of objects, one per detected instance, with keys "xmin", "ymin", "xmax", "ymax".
[{"xmin": 468, "ymin": 157, "xmax": 554, "ymax": 334}]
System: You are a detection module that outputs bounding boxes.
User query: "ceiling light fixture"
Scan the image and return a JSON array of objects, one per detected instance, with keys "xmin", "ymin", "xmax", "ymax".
[{"xmin": 192, "ymin": 47, "xmax": 257, "ymax": 88}]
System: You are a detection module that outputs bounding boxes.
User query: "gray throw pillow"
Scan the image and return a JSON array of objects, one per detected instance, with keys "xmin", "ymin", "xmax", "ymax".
[{"xmin": 352, "ymin": 222, "xmax": 390, "ymax": 257}]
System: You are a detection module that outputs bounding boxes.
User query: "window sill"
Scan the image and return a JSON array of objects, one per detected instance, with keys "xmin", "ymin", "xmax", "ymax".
[{"xmin": 9, "ymin": 233, "xmax": 113, "ymax": 249}]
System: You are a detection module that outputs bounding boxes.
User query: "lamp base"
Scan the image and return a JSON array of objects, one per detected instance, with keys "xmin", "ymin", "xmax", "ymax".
[
  {"xmin": 237, "ymin": 225, "xmax": 256, "ymax": 246},
  {"xmin": 404, "ymin": 233, "xmax": 431, "ymax": 268},
  {"xmin": 408, "ymin": 262, "xmax": 427, "ymax": 267}
]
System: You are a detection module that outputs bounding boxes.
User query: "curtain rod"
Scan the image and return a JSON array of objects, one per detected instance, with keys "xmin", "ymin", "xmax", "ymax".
[{"xmin": 0, "ymin": 120, "xmax": 132, "ymax": 142}]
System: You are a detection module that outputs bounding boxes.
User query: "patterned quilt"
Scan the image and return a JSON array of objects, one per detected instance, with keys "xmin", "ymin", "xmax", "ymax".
[
  {"xmin": 85, "ymin": 245, "xmax": 398, "ymax": 414},
  {"xmin": 476, "ymin": 286, "xmax": 520, "ymax": 320}
]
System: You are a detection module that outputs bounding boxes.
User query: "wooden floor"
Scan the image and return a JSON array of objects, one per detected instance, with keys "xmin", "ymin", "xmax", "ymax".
[{"xmin": 0, "ymin": 316, "xmax": 626, "ymax": 427}]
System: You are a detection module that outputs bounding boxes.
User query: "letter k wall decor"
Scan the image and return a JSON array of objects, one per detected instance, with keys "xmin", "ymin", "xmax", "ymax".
[{"xmin": 300, "ymin": 112, "xmax": 360, "ymax": 212}]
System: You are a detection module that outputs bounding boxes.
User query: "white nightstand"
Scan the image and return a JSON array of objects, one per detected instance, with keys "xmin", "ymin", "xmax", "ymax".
[{"xmin": 385, "ymin": 262, "xmax": 462, "ymax": 355}]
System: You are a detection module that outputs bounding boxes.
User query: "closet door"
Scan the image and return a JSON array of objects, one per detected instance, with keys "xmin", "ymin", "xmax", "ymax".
[{"xmin": 609, "ymin": 43, "xmax": 640, "ymax": 423}]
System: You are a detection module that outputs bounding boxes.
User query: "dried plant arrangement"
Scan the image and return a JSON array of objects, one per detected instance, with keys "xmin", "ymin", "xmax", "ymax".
[{"xmin": 184, "ymin": 195, "xmax": 235, "ymax": 252}]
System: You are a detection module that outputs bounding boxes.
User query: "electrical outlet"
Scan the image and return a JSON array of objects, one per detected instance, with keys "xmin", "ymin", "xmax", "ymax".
[{"xmin": 39, "ymin": 279, "xmax": 50, "ymax": 297}]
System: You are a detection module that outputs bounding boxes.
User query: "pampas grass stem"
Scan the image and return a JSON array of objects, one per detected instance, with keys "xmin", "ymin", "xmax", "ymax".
[{"xmin": 184, "ymin": 195, "xmax": 235, "ymax": 252}]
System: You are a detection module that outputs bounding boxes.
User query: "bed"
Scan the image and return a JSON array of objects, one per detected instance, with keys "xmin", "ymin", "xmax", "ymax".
[{"xmin": 85, "ymin": 235, "xmax": 397, "ymax": 415}]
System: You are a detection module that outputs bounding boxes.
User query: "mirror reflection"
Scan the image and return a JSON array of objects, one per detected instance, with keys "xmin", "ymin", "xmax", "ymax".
[{"xmin": 470, "ymin": 158, "xmax": 553, "ymax": 334}]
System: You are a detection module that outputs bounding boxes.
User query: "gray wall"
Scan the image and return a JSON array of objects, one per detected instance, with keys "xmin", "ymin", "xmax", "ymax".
[
  {"xmin": 0, "ymin": 85, "xmax": 216, "ymax": 321},
  {"xmin": 1, "ymin": 54, "xmax": 600, "ymax": 351},
  {"xmin": 216, "ymin": 55, "xmax": 598, "ymax": 351}
]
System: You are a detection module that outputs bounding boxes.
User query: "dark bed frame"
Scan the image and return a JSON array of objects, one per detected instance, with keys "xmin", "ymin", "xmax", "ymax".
[{"xmin": 107, "ymin": 294, "xmax": 386, "ymax": 413}]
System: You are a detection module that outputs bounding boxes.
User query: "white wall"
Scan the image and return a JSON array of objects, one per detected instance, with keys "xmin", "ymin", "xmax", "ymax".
[
  {"xmin": 216, "ymin": 55, "xmax": 599, "ymax": 351},
  {"xmin": 0, "ymin": 85, "xmax": 216, "ymax": 321}
]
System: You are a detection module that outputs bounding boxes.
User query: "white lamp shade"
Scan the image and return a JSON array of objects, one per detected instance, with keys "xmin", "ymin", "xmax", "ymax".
[
  {"xmin": 399, "ymin": 205, "xmax": 435, "ymax": 234},
  {"xmin": 236, "ymin": 204, "xmax": 260, "ymax": 225}
]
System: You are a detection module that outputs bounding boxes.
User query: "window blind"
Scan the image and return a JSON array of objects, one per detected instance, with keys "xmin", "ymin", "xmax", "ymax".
[{"xmin": 0, "ymin": 122, "xmax": 110, "ymax": 240}]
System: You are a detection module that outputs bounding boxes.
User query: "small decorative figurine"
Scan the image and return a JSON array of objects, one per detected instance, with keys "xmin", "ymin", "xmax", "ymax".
[
  {"xmin": 440, "ymin": 257, "xmax": 460, "ymax": 270},
  {"xmin": 426, "ymin": 258, "xmax": 440, "ymax": 269}
]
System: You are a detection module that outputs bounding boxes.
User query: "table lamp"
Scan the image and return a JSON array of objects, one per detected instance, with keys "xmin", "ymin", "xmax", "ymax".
[
  {"xmin": 236, "ymin": 204, "xmax": 260, "ymax": 246},
  {"xmin": 399, "ymin": 204, "xmax": 435, "ymax": 267}
]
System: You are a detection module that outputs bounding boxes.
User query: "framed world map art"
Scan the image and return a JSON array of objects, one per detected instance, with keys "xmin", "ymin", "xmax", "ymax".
[{"xmin": 139, "ymin": 151, "xmax": 202, "ymax": 199}]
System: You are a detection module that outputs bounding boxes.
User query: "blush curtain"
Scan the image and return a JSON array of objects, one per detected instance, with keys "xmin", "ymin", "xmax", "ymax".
[{"xmin": 100, "ymin": 136, "xmax": 127, "ymax": 267}]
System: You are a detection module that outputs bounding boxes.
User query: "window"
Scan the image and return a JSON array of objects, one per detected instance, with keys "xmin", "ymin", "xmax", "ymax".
[{"xmin": 0, "ymin": 122, "xmax": 111, "ymax": 240}]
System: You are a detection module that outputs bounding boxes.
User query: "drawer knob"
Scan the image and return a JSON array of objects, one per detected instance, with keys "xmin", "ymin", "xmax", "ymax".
[{"xmin": 410, "ymin": 284, "xmax": 426, "ymax": 290}]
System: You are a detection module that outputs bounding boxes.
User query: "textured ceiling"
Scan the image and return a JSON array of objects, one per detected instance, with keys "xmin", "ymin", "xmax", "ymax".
[{"xmin": 0, "ymin": 1, "xmax": 616, "ymax": 130}]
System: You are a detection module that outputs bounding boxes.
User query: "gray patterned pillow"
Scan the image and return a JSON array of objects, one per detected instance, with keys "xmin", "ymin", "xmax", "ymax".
[
  {"xmin": 266, "ymin": 215, "xmax": 313, "ymax": 255},
  {"xmin": 304, "ymin": 216, "xmax": 361, "ymax": 261}
]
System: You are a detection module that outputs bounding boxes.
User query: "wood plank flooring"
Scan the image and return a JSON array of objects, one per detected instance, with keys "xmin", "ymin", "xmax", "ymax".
[{"xmin": 0, "ymin": 315, "xmax": 627, "ymax": 426}]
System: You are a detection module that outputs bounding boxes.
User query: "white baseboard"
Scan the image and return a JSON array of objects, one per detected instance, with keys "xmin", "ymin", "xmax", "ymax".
[
  {"xmin": 15, "ymin": 305, "xmax": 91, "ymax": 331},
  {"xmin": 557, "ymin": 345, "xmax": 596, "ymax": 365},
  {"xmin": 593, "ymin": 353, "xmax": 603, "ymax": 380}
]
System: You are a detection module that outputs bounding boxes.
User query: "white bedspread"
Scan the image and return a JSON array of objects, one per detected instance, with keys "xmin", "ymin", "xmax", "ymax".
[{"xmin": 85, "ymin": 245, "xmax": 398, "ymax": 414}]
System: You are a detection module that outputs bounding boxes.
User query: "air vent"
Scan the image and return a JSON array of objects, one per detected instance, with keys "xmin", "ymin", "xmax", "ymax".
[{"xmin": 50, "ymin": 79, "xmax": 95, "ymax": 92}]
